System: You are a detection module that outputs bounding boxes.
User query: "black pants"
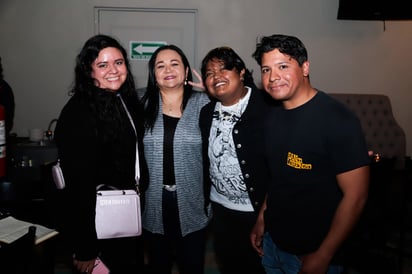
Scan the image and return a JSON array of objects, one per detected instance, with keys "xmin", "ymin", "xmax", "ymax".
[
  {"xmin": 211, "ymin": 202, "xmax": 265, "ymax": 274},
  {"xmin": 98, "ymin": 236, "xmax": 144, "ymax": 274},
  {"xmin": 70, "ymin": 236, "xmax": 145, "ymax": 274},
  {"xmin": 145, "ymin": 189, "xmax": 207, "ymax": 274}
]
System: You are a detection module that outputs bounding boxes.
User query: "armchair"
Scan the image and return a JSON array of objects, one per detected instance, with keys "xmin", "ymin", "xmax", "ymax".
[
  {"xmin": 329, "ymin": 93, "xmax": 408, "ymax": 272},
  {"xmin": 329, "ymin": 93, "xmax": 406, "ymax": 169}
]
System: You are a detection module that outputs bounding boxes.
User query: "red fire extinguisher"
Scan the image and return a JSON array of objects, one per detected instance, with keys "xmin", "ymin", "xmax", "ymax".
[{"xmin": 0, "ymin": 104, "xmax": 6, "ymax": 177}]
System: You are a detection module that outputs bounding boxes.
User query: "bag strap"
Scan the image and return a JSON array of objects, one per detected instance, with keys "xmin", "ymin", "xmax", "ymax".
[
  {"xmin": 96, "ymin": 184, "xmax": 118, "ymax": 191},
  {"xmin": 119, "ymin": 95, "xmax": 140, "ymax": 192},
  {"xmin": 96, "ymin": 184, "xmax": 129, "ymax": 195}
]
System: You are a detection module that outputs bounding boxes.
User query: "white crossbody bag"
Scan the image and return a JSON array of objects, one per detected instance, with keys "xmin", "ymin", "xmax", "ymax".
[
  {"xmin": 52, "ymin": 95, "xmax": 142, "ymax": 238},
  {"xmin": 95, "ymin": 95, "xmax": 142, "ymax": 238}
]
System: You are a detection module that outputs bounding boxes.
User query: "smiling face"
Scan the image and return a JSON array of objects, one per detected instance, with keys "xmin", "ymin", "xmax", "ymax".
[
  {"xmin": 204, "ymin": 59, "xmax": 245, "ymax": 106},
  {"xmin": 91, "ymin": 47, "xmax": 127, "ymax": 92},
  {"xmin": 154, "ymin": 49, "xmax": 188, "ymax": 91},
  {"xmin": 260, "ymin": 48, "xmax": 310, "ymax": 109}
]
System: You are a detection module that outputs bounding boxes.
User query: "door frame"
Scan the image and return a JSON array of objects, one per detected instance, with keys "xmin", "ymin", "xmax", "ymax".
[{"xmin": 94, "ymin": 6, "xmax": 199, "ymax": 68}]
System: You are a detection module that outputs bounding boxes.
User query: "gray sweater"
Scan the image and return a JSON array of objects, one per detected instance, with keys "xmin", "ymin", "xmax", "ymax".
[{"xmin": 142, "ymin": 91, "xmax": 212, "ymax": 236}]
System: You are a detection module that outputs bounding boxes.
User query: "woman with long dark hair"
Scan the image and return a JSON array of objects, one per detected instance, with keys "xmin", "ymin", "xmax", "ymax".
[
  {"xmin": 54, "ymin": 34, "xmax": 147, "ymax": 274},
  {"xmin": 140, "ymin": 44, "xmax": 211, "ymax": 274}
]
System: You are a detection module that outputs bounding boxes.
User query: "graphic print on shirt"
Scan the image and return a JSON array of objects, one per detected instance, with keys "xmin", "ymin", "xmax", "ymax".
[
  {"xmin": 287, "ymin": 152, "xmax": 312, "ymax": 170},
  {"xmin": 209, "ymin": 108, "xmax": 250, "ymax": 205}
]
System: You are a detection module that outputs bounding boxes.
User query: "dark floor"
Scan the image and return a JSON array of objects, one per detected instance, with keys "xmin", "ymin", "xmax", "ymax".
[
  {"xmin": 3, "ymin": 203, "xmax": 412, "ymax": 274},
  {"xmin": 3, "ymin": 158, "xmax": 412, "ymax": 274},
  {"xmin": 51, "ymin": 233, "xmax": 221, "ymax": 274},
  {"xmin": 51, "ymin": 230, "xmax": 412, "ymax": 274}
]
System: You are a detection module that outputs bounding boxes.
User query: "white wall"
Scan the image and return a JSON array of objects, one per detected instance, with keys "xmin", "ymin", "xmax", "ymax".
[{"xmin": 1, "ymin": 0, "xmax": 412, "ymax": 156}]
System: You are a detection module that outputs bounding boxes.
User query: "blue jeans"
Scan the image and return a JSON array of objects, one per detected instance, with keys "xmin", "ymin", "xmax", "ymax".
[{"xmin": 262, "ymin": 232, "xmax": 344, "ymax": 274}]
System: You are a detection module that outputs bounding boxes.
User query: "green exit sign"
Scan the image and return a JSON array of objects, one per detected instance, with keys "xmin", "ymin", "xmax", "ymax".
[{"xmin": 130, "ymin": 41, "xmax": 167, "ymax": 60}]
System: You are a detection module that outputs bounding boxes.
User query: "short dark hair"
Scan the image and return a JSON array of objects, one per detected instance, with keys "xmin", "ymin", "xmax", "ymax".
[
  {"xmin": 252, "ymin": 34, "xmax": 308, "ymax": 66},
  {"xmin": 201, "ymin": 46, "xmax": 255, "ymax": 89}
]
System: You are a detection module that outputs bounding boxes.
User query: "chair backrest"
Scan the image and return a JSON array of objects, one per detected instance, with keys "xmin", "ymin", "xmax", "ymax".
[
  {"xmin": 0, "ymin": 225, "xmax": 37, "ymax": 274},
  {"xmin": 329, "ymin": 93, "xmax": 406, "ymax": 169}
]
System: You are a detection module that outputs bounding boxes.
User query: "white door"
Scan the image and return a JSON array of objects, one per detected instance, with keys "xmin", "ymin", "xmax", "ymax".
[{"xmin": 95, "ymin": 7, "xmax": 197, "ymax": 88}]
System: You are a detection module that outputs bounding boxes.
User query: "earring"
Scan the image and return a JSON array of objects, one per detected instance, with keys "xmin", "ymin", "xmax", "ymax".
[{"xmin": 184, "ymin": 79, "xmax": 188, "ymax": 85}]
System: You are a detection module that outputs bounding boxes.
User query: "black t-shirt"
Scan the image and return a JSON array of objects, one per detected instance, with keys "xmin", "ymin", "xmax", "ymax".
[
  {"xmin": 163, "ymin": 114, "xmax": 179, "ymax": 185},
  {"xmin": 264, "ymin": 91, "xmax": 370, "ymax": 256}
]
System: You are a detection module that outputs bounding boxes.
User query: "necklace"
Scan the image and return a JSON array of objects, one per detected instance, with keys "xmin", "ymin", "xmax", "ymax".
[
  {"xmin": 165, "ymin": 104, "xmax": 174, "ymax": 113},
  {"xmin": 161, "ymin": 93, "xmax": 183, "ymax": 115}
]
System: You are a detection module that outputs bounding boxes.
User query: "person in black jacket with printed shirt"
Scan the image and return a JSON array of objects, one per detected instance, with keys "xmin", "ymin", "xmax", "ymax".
[{"xmin": 199, "ymin": 46, "xmax": 277, "ymax": 274}]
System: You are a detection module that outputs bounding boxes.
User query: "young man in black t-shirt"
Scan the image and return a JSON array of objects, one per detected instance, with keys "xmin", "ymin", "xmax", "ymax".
[{"xmin": 250, "ymin": 34, "xmax": 370, "ymax": 274}]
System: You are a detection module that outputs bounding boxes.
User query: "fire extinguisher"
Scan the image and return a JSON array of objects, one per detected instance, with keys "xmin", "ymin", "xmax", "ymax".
[{"xmin": 0, "ymin": 104, "xmax": 6, "ymax": 177}]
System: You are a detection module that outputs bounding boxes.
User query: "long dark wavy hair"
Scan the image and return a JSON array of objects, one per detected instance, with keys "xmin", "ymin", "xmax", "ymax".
[
  {"xmin": 141, "ymin": 44, "xmax": 194, "ymax": 131},
  {"xmin": 201, "ymin": 46, "xmax": 257, "ymax": 94},
  {"xmin": 72, "ymin": 34, "xmax": 136, "ymax": 97},
  {"xmin": 71, "ymin": 34, "xmax": 141, "ymax": 142}
]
